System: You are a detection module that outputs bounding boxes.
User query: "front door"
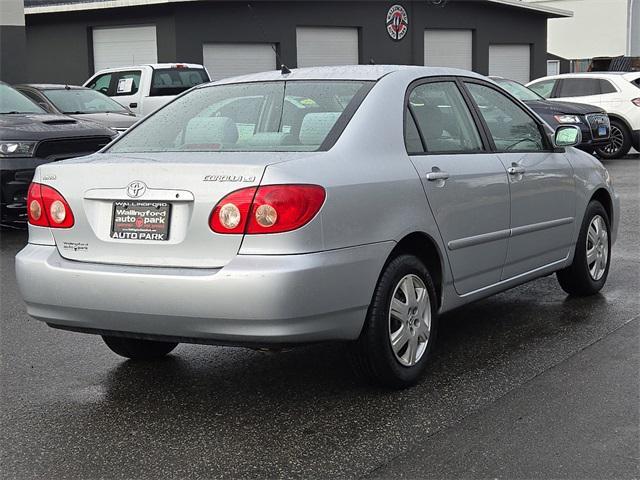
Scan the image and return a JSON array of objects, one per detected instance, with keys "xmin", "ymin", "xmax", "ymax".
[
  {"xmin": 405, "ymin": 80, "xmax": 510, "ymax": 295},
  {"xmin": 464, "ymin": 81, "xmax": 576, "ymax": 279}
]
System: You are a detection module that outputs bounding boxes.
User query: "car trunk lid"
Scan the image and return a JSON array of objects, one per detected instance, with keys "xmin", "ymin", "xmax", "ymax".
[{"xmin": 39, "ymin": 151, "xmax": 308, "ymax": 268}]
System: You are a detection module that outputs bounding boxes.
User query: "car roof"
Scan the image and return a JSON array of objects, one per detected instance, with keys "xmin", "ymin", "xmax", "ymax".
[
  {"xmin": 93, "ymin": 63, "xmax": 205, "ymax": 74},
  {"xmin": 16, "ymin": 84, "xmax": 89, "ymax": 91},
  {"xmin": 206, "ymin": 65, "xmax": 485, "ymax": 86},
  {"xmin": 530, "ymin": 72, "xmax": 639, "ymax": 82}
]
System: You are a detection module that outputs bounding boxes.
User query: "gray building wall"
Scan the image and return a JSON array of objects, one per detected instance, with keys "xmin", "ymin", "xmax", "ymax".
[
  {"xmin": 23, "ymin": 0, "xmax": 552, "ymax": 84},
  {"xmin": 0, "ymin": 0, "xmax": 27, "ymax": 84}
]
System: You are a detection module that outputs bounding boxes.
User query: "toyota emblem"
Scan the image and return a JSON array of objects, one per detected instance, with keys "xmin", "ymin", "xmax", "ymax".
[{"xmin": 126, "ymin": 181, "xmax": 147, "ymax": 198}]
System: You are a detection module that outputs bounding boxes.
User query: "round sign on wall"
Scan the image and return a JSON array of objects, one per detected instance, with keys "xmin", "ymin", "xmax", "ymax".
[{"xmin": 386, "ymin": 4, "xmax": 408, "ymax": 41}]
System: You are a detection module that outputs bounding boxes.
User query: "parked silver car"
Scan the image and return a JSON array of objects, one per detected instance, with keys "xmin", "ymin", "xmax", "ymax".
[{"xmin": 16, "ymin": 66, "xmax": 619, "ymax": 388}]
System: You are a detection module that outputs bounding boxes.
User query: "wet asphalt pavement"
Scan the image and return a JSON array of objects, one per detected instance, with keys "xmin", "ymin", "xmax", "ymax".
[{"xmin": 1, "ymin": 159, "xmax": 638, "ymax": 479}]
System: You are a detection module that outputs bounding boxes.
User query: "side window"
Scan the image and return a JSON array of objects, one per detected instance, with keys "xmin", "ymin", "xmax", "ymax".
[
  {"xmin": 466, "ymin": 82, "xmax": 546, "ymax": 152},
  {"xmin": 528, "ymin": 79, "xmax": 556, "ymax": 98},
  {"xmin": 112, "ymin": 71, "xmax": 141, "ymax": 96},
  {"xmin": 407, "ymin": 82, "xmax": 483, "ymax": 154},
  {"xmin": 87, "ymin": 73, "xmax": 113, "ymax": 95},
  {"xmin": 557, "ymin": 78, "xmax": 601, "ymax": 97},
  {"xmin": 599, "ymin": 79, "xmax": 617, "ymax": 94}
]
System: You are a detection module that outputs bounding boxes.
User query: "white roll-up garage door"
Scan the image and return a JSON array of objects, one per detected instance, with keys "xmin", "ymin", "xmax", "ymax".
[
  {"xmin": 489, "ymin": 44, "xmax": 531, "ymax": 84},
  {"xmin": 296, "ymin": 27, "xmax": 359, "ymax": 68},
  {"xmin": 203, "ymin": 43, "xmax": 277, "ymax": 81},
  {"xmin": 92, "ymin": 25, "xmax": 157, "ymax": 72},
  {"xmin": 424, "ymin": 30, "xmax": 472, "ymax": 70}
]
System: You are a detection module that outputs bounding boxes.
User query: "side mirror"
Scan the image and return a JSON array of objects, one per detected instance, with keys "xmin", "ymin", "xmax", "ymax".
[{"xmin": 554, "ymin": 125, "xmax": 582, "ymax": 148}]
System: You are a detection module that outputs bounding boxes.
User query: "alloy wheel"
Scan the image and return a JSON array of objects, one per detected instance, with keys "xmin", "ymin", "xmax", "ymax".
[
  {"xmin": 586, "ymin": 215, "xmax": 609, "ymax": 281},
  {"xmin": 601, "ymin": 125, "xmax": 624, "ymax": 156},
  {"xmin": 388, "ymin": 274, "xmax": 431, "ymax": 367}
]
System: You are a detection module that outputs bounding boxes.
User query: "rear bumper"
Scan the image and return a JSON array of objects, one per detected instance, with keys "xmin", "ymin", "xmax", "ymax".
[{"xmin": 15, "ymin": 242, "xmax": 393, "ymax": 345}]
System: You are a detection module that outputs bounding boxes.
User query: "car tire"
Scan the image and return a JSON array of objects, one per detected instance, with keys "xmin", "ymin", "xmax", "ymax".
[
  {"xmin": 102, "ymin": 336, "xmax": 178, "ymax": 360},
  {"xmin": 557, "ymin": 200, "xmax": 611, "ymax": 296},
  {"xmin": 349, "ymin": 254, "xmax": 438, "ymax": 389},
  {"xmin": 595, "ymin": 119, "xmax": 631, "ymax": 159}
]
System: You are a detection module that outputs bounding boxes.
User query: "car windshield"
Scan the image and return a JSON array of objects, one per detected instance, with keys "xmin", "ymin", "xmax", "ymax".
[
  {"xmin": 149, "ymin": 68, "xmax": 210, "ymax": 97},
  {"xmin": 0, "ymin": 84, "xmax": 46, "ymax": 114},
  {"xmin": 494, "ymin": 79, "xmax": 543, "ymax": 101},
  {"xmin": 108, "ymin": 80, "xmax": 372, "ymax": 153},
  {"xmin": 42, "ymin": 88, "xmax": 129, "ymax": 114}
]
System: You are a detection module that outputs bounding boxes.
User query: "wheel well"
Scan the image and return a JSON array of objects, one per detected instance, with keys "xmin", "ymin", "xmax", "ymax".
[
  {"xmin": 591, "ymin": 188, "xmax": 613, "ymax": 225},
  {"xmin": 607, "ymin": 114, "xmax": 631, "ymax": 134},
  {"xmin": 387, "ymin": 232, "xmax": 444, "ymax": 307}
]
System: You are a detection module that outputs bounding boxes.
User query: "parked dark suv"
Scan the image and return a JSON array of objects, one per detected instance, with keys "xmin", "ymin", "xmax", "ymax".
[
  {"xmin": 1, "ymin": 83, "xmax": 116, "ymax": 226},
  {"xmin": 490, "ymin": 77, "xmax": 611, "ymax": 153}
]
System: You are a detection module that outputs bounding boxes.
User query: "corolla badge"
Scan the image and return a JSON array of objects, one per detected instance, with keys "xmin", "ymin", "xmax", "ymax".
[{"xmin": 126, "ymin": 181, "xmax": 147, "ymax": 198}]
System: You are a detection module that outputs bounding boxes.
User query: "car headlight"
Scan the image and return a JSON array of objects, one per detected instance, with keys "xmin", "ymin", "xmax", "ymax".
[
  {"xmin": 553, "ymin": 114, "xmax": 582, "ymax": 124},
  {"xmin": 0, "ymin": 141, "xmax": 37, "ymax": 157}
]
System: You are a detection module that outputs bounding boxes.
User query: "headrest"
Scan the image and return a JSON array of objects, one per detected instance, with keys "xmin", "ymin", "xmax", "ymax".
[
  {"xmin": 184, "ymin": 117, "xmax": 238, "ymax": 145},
  {"xmin": 246, "ymin": 132, "xmax": 297, "ymax": 147},
  {"xmin": 299, "ymin": 112, "xmax": 342, "ymax": 146}
]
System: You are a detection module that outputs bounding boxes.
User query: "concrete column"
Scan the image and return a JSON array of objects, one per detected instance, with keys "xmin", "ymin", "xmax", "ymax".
[{"xmin": 0, "ymin": 0, "xmax": 27, "ymax": 83}]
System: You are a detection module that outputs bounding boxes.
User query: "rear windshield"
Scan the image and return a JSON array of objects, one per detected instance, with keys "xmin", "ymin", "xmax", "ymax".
[
  {"xmin": 43, "ymin": 88, "xmax": 128, "ymax": 114},
  {"xmin": 149, "ymin": 68, "xmax": 210, "ymax": 97},
  {"xmin": 108, "ymin": 80, "xmax": 372, "ymax": 153},
  {"xmin": 0, "ymin": 84, "xmax": 45, "ymax": 114}
]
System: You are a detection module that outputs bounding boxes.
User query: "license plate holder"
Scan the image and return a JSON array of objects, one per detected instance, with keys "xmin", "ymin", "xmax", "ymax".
[{"xmin": 111, "ymin": 201, "xmax": 171, "ymax": 241}]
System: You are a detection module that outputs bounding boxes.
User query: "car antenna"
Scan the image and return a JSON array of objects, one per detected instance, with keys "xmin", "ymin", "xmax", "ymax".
[
  {"xmin": 247, "ymin": 3, "xmax": 291, "ymax": 75},
  {"xmin": 65, "ymin": 84, "xmax": 70, "ymax": 90}
]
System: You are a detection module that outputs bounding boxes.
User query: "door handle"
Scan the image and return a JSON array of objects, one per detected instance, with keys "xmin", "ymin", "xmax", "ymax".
[
  {"xmin": 129, "ymin": 102, "xmax": 138, "ymax": 108},
  {"xmin": 426, "ymin": 171, "xmax": 450, "ymax": 181},
  {"xmin": 507, "ymin": 166, "xmax": 526, "ymax": 175}
]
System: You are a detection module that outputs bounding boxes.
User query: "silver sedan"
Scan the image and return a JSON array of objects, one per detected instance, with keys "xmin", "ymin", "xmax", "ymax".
[{"xmin": 16, "ymin": 66, "xmax": 619, "ymax": 388}]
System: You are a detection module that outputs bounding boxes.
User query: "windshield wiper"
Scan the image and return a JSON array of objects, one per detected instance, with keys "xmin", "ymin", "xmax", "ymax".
[{"xmin": 63, "ymin": 111, "xmax": 86, "ymax": 115}]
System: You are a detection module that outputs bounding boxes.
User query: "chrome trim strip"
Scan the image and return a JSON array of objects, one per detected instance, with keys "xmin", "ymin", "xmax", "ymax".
[
  {"xmin": 448, "ymin": 217, "xmax": 574, "ymax": 251},
  {"xmin": 511, "ymin": 217, "xmax": 574, "ymax": 238},
  {"xmin": 448, "ymin": 229, "xmax": 511, "ymax": 251}
]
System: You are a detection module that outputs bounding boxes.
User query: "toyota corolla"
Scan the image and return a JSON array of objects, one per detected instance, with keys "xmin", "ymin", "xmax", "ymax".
[{"xmin": 16, "ymin": 66, "xmax": 619, "ymax": 388}]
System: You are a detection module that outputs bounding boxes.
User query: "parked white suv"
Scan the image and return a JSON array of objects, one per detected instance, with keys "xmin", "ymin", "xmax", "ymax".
[
  {"xmin": 84, "ymin": 63, "xmax": 210, "ymax": 116},
  {"xmin": 527, "ymin": 72, "xmax": 640, "ymax": 159}
]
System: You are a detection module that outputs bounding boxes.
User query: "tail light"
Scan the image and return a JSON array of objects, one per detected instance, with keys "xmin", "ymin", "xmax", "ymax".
[
  {"xmin": 209, "ymin": 184, "xmax": 326, "ymax": 234},
  {"xmin": 632, "ymin": 98, "xmax": 640, "ymax": 107},
  {"xmin": 27, "ymin": 182, "xmax": 75, "ymax": 228}
]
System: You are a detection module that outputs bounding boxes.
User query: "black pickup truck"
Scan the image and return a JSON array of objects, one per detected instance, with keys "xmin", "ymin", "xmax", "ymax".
[{"xmin": 1, "ymin": 83, "xmax": 116, "ymax": 227}]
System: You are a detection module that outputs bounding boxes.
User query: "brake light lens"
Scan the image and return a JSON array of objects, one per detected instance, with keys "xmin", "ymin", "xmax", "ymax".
[
  {"xmin": 209, "ymin": 184, "xmax": 325, "ymax": 234},
  {"xmin": 632, "ymin": 98, "xmax": 640, "ymax": 107},
  {"xmin": 27, "ymin": 182, "xmax": 75, "ymax": 228}
]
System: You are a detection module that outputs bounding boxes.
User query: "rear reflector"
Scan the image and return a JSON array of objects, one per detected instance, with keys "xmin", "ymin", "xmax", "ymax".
[
  {"xmin": 209, "ymin": 184, "xmax": 325, "ymax": 235},
  {"xmin": 27, "ymin": 182, "xmax": 75, "ymax": 228}
]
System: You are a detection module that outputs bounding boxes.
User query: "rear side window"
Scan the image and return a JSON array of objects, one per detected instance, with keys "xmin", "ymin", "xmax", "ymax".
[
  {"xmin": 600, "ymin": 80, "xmax": 617, "ymax": 94},
  {"xmin": 108, "ymin": 80, "xmax": 372, "ymax": 153},
  {"xmin": 557, "ymin": 78, "xmax": 601, "ymax": 97},
  {"xmin": 631, "ymin": 78, "xmax": 640, "ymax": 89},
  {"xmin": 528, "ymin": 79, "xmax": 556, "ymax": 98},
  {"xmin": 406, "ymin": 81, "xmax": 483, "ymax": 154},
  {"xmin": 150, "ymin": 68, "xmax": 209, "ymax": 97}
]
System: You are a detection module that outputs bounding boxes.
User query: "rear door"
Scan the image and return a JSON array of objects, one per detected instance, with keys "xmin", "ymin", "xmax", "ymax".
[
  {"xmin": 406, "ymin": 78, "xmax": 510, "ymax": 295},
  {"xmin": 463, "ymin": 80, "xmax": 576, "ymax": 279}
]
